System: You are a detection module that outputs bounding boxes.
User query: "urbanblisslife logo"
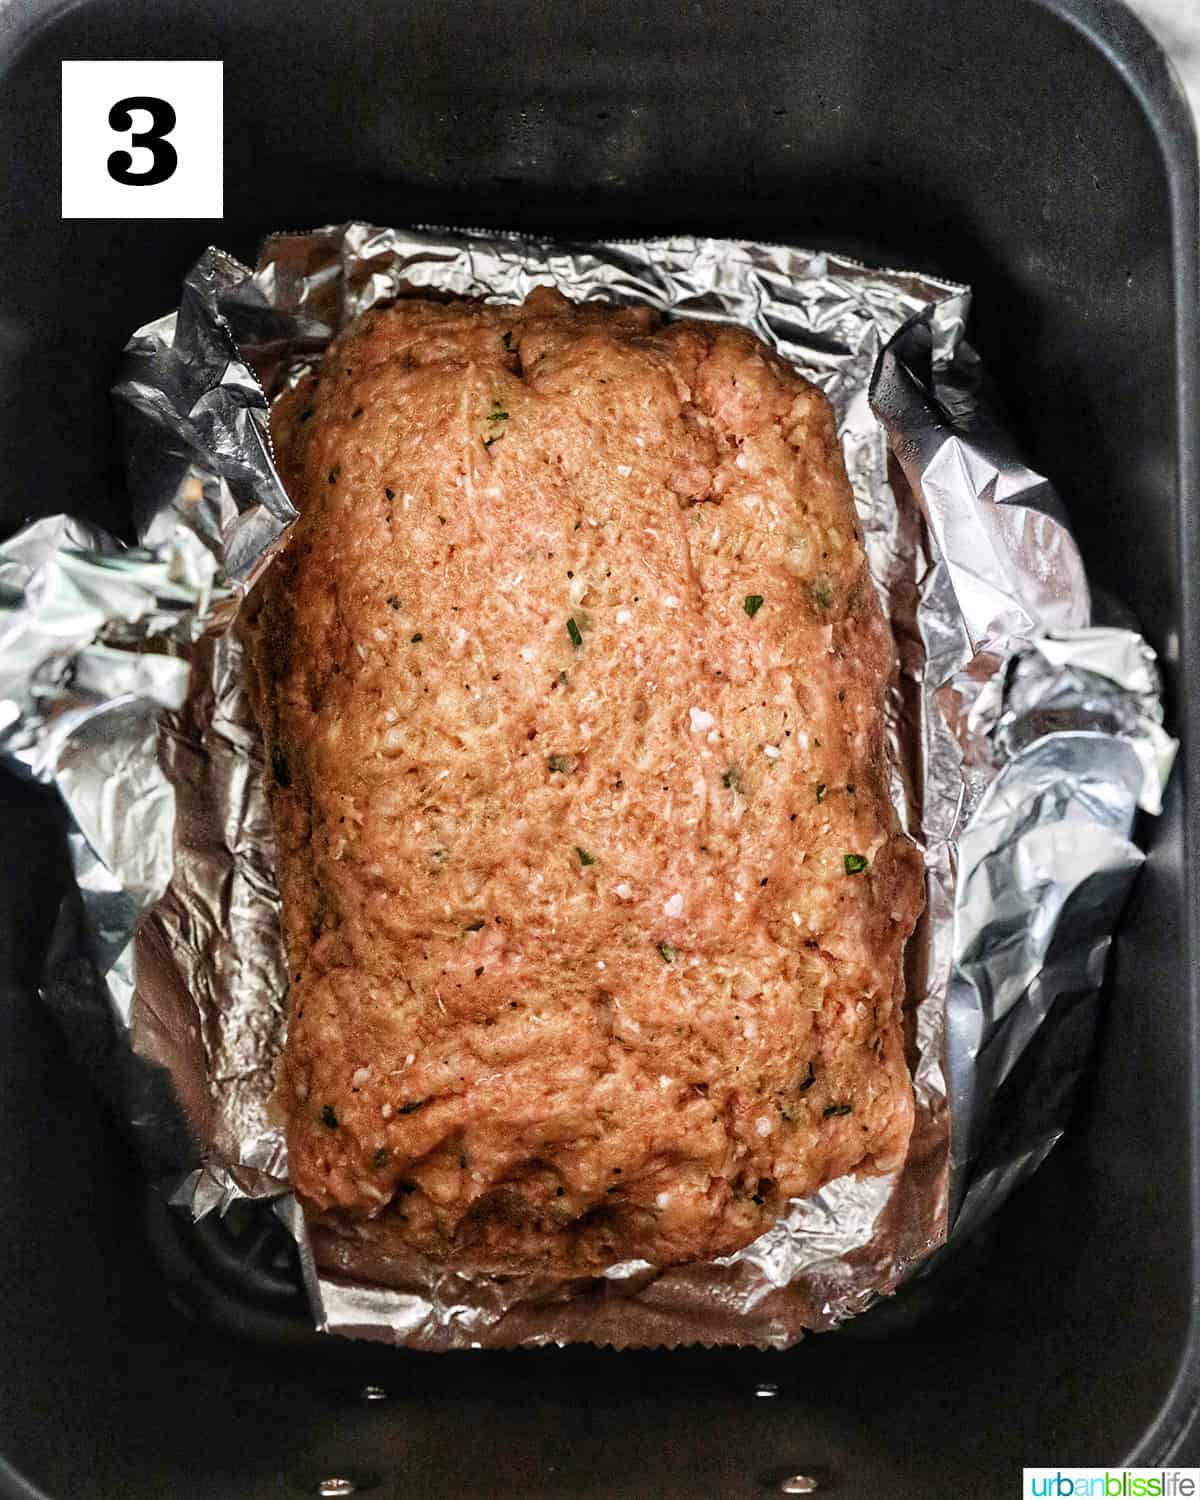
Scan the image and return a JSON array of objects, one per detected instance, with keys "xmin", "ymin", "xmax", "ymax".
[{"xmin": 1023, "ymin": 1472, "xmax": 1200, "ymax": 1498}]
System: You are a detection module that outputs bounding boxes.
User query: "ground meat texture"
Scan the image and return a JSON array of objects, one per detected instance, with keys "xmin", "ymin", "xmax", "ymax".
[{"xmin": 244, "ymin": 287, "xmax": 925, "ymax": 1277}]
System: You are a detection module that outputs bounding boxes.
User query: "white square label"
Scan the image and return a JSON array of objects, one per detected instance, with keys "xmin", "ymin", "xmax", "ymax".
[{"xmin": 62, "ymin": 60, "xmax": 223, "ymax": 220}]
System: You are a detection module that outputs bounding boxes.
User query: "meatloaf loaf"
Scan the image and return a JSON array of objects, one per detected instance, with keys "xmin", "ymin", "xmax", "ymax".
[{"xmin": 245, "ymin": 286, "xmax": 924, "ymax": 1278}]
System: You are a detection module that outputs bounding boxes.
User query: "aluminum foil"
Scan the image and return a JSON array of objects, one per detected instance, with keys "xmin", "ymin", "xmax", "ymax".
[{"xmin": 0, "ymin": 224, "xmax": 1175, "ymax": 1350}]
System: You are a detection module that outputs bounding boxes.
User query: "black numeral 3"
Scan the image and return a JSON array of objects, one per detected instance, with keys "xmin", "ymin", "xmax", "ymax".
[{"xmin": 106, "ymin": 96, "xmax": 178, "ymax": 186}]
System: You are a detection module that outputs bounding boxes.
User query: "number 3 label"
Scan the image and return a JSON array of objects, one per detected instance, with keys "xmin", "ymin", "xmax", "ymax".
[
  {"xmin": 62, "ymin": 61, "xmax": 222, "ymax": 219},
  {"xmin": 107, "ymin": 96, "xmax": 179, "ymax": 187}
]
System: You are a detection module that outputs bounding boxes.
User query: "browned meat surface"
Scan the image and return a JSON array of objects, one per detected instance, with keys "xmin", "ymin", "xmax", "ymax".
[{"xmin": 244, "ymin": 287, "xmax": 924, "ymax": 1276}]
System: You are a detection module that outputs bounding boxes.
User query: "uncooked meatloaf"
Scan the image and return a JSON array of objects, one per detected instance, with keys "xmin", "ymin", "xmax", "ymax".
[{"xmin": 244, "ymin": 286, "xmax": 924, "ymax": 1278}]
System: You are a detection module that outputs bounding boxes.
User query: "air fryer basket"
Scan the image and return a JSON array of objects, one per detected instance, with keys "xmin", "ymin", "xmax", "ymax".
[{"xmin": 1, "ymin": 0, "xmax": 1197, "ymax": 1495}]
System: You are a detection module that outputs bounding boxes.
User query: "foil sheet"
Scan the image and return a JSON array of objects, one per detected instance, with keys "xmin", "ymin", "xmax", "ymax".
[{"xmin": 0, "ymin": 224, "xmax": 1175, "ymax": 1350}]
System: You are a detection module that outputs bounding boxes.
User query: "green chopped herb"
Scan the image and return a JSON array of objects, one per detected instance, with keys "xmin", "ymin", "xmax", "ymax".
[
  {"xmin": 321, "ymin": 1104, "xmax": 338, "ymax": 1129},
  {"xmin": 487, "ymin": 409, "xmax": 509, "ymax": 422},
  {"xmin": 386, "ymin": 595, "xmax": 401, "ymax": 610},
  {"xmin": 780, "ymin": 1062, "xmax": 822, "ymax": 1122},
  {"xmin": 573, "ymin": 519, "xmax": 582, "ymax": 531},
  {"xmin": 411, "ymin": 632, "xmax": 423, "ymax": 643},
  {"xmin": 465, "ymin": 919, "xmax": 486, "ymax": 932},
  {"xmin": 576, "ymin": 847, "xmax": 596, "ymax": 866},
  {"xmin": 743, "ymin": 594, "xmax": 765, "ymax": 617},
  {"xmin": 558, "ymin": 669, "xmax": 569, "ymax": 686},
  {"xmin": 397, "ymin": 1099, "xmax": 426, "ymax": 1116},
  {"xmin": 658, "ymin": 942, "xmax": 676, "ymax": 963},
  {"xmin": 502, "ymin": 330, "xmax": 513, "ymax": 351},
  {"xmin": 823, "ymin": 1102, "xmax": 853, "ymax": 1118},
  {"xmin": 373, "ymin": 1146, "xmax": 390, "ymax": 1167},
  {"xmin": 812, "ymin": 578, "xmax": 833, "ymax": 610},
  {"xmin": 722, "ymin": 767, "xmax": 741, "ymax": 792},
  {"xmin": 566, "ymin": 616, "xmax": 583, "ymax": 649},
  {"xmin": 815, "ymin": 782, "xmax": 827, "ymax": 803},
  {"xmin": 548, "ymin": 754, "xmax": 574, "ymax": 773},
  {"xmin": 843, "ymin": 853, "xmax": 868, "ymax": 875}
]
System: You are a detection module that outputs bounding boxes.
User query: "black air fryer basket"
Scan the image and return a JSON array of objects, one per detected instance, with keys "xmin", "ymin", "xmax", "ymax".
[{"xmin": 1, "ymin": 1, "xmax": 1197, "ymax": 1495}]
